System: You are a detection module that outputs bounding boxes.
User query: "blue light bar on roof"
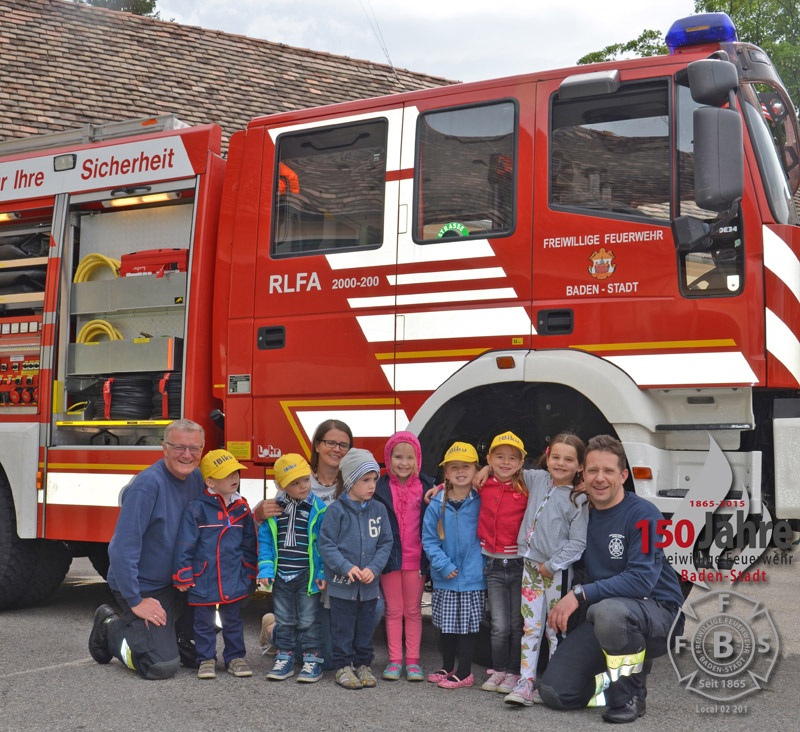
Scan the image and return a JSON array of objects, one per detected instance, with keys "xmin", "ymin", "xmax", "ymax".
[{"xmin": 665, "ymin": 12, "xmax": 737, "ymax": 54}]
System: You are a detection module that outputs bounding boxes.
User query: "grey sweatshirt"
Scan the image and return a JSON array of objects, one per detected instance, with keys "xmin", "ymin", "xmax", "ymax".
[{"xmin": 517, "ymin": 469, "xmax": 589, "ymax": 574}]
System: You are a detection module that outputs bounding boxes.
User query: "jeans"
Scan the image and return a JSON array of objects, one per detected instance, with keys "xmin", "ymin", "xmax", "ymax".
[
  {"xmin": 194, "ymin": 601, "xmax": 245, "ymax": 665},
  {"xmin": 539, "ymin": 597, "xmax": 681, "ymax": 710},
  {"xmin": 272, "ymin": 572, "xmax": 322, "ymax": 657},
  {"xmin": 328, "ymin": 596, "xmax": 377, "ymax": 669},
  {"xmin": 484, "ymin": 557, "xmax": 523, "ymax": 673}
]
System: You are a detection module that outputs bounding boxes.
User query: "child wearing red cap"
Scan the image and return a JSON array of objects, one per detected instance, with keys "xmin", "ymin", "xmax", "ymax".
[{"xmin": 173, "ymin": 449, "xmax": 257, "ymax": 680}]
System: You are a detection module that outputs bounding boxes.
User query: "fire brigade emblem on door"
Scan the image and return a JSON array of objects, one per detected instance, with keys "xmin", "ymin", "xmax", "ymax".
[{"xmin": 588, "ymin": 248, "xmax": 616, "ymax": 280}]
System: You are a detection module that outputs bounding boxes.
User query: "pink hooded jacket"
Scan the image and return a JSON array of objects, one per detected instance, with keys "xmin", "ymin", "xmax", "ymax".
[{"xmin": 374, "ymin": 431, "xmax": 429, "ymax": 571}]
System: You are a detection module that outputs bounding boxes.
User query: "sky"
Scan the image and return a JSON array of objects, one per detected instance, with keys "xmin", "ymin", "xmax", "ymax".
[{"xmin": 156, "ymin": 0, "xmax": 699, "ymax": 82}]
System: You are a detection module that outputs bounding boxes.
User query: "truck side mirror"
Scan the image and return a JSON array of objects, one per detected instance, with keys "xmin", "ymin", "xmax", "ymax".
[
  {"xmin": 693, "ymin": 106, "xmax": 743, "ymax": 211},
  {"xmin": 687, "ymin": 58, "xmax": 739, "ymax": 106}
]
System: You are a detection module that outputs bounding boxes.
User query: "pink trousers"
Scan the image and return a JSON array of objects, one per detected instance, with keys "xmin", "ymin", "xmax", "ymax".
[{"xmin": 380, "ymin": 569, "xmax": 425, "ymax": 664}]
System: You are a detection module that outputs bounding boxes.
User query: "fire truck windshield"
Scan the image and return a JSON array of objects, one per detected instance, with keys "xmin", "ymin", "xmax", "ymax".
[{"xmin": 740, "ymin": 81, "xmax": 800, "ymax": 225}]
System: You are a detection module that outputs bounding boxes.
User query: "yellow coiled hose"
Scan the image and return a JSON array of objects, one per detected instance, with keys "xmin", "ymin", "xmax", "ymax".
[
  {"xmin": 73, "ymin": 253, "xmax": 121, "ymax": 283},
  {"xmin": 76, "ymin": 319, "xmax": 123, "ymax": 343}
]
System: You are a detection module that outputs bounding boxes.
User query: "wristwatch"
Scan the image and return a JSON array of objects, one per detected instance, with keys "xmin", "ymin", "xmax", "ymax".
[{"xmin": 572, "ymin": 584, "xmax": 586, "ymax": 604}]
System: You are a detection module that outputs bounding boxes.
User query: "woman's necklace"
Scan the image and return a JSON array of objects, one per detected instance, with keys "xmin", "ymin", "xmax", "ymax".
[{"xmin": 314, "ymin": 472, "xmax": 337, "ymax": 488}]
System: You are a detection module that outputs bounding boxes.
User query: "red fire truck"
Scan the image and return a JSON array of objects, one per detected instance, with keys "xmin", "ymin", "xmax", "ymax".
[{"xmin": 1, "ymin": 12, "xmax": 798, "ymax": 607}]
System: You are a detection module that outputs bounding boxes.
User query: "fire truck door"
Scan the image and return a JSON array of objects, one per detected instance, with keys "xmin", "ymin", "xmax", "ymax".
[
  {"xmin": 250, "ymin": 110, "xmax": 404, "ymax": 455},
  {"xmin": 391, "ymin": 90, "xmax": 534, "ymax": 412}
]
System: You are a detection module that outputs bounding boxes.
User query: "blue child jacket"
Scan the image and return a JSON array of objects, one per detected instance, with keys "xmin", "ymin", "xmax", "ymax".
[{"xmin": 173, "ymin": 489, "xmax": 257, "ymax": 605}]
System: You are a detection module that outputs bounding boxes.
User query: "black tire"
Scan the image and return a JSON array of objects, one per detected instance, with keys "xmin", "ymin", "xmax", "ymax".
[
  {"xmin": 88, "ymin": 545, "xmax": 110, "ymax": 580},
  {"xmin": 0, "ymin": 472, "xmax": 72, "ymax": 609}
]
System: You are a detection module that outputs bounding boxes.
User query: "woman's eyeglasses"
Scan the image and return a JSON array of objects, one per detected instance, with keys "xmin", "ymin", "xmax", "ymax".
[{"xmin": 319, "ymin": 439, "xmax": 350, "ymax": 451}]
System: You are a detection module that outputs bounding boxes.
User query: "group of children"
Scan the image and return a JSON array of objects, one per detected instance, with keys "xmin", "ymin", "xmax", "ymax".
[{"xmin": 171, "ymin": 423, "xmax": 589, "ymax": 701}]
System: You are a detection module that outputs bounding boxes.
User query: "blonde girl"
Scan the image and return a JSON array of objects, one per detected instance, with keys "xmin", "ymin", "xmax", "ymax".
[
  {"xmin": 374, "ymin": 431, "xmax": 435, "ymax": 682},
  {"xmin": 421, "ymin": 442, "xmax": 486, "ymax": 689},
  {"xmin": 504, "ymin": 432, "xmax": 588, "ymax": 707},
  {"xmin": 477, "ymin": 431, "xmax": 529, "ymax": 694}
]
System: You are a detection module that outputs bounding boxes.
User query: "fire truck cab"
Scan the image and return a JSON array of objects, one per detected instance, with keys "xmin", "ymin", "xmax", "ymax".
[
  {"xmin": 1, "ymin": 13, "xmax": 798, "ymax": 607},
  {"xmin": 215, "ymin": 12, "xmax": 800, "ymax": 532}
]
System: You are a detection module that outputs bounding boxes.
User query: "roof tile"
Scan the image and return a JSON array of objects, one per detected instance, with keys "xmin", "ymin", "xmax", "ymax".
[{"xmin": 0, "ymin": 0, "xmax": 454, "ymax": 152}]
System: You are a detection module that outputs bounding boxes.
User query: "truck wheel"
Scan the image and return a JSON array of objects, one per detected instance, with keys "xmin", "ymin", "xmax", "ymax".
[
  {"xmin": 88, "ymin": 545, "xmax": 110, "ymax": 580},
  {"xmin": 0, "ymin": 474, "xmax": 72, "ymax": 609}
]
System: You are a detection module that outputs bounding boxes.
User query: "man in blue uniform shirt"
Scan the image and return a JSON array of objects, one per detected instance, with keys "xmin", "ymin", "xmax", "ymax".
[
  {"xmin": 540, "ymin": 435, "xmax": 684, "ymax": 724},
  {"xmin": 88, "ymin": 419, "xmax": 206, "ymax": 679}
]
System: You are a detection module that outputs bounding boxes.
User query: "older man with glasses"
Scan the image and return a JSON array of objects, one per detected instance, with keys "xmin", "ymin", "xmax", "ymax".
[{"xmin": 89, "ymin": 418, "xmax": 208, "ymax": 679}]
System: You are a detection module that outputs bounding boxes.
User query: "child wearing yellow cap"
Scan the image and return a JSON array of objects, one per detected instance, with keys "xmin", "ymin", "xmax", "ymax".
[
  {"xmin": 258, "ymin": 453, "xmax": 328, "ymax": 683},
  {"xmin": 477, "ymin": 431, "xmax": 529, "ymax": 694},
  {"xmin": 173, "ymin": 449, "xmax": 256, "ymax": 680},
  {"xmin": 421, "ymin": 442, "xmax": 486, "ymax": 689}
]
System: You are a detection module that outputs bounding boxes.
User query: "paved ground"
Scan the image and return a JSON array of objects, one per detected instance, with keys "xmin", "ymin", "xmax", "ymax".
[{"xmin": 0, "ymin": 551, "xmax": 796, "ymax": 732}]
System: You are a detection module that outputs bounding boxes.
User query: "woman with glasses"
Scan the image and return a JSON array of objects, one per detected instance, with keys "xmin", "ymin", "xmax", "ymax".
[
  {"xmin": 260, "ymin": 418, "xmax": 353, "ymax": 671},
  {"xmin": 308, "ymin": 419, "xmax": 353, "ymax": 504}
]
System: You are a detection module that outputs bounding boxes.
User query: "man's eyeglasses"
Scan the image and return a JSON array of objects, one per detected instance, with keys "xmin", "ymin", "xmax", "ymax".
[
  {"xmin": 319, "ymin": 439, "xmax": 351, "ymax": 451},
  {"xmin": 164, "ymin": 441, "xmax": 203, "ymax": 455}
]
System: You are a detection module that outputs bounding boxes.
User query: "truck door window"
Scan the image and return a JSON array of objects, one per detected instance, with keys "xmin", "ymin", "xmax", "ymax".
[
  {"xmin": 414, "ymin": 101, "xmax": 516, "ymax": 242},
  {"xmin": 272, "ymin": 119, "xmax": 388, "ymax": 257},
  {"xmin": 676, "ymin": 85, "xmax": 745, "ymax": 297},
  {"xmin": 550, "ymin": 81, "xmax": 670, "ymax": 220}
]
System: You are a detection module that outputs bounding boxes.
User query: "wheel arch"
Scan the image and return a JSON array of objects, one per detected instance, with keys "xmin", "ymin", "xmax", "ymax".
[
  {"xmin": 409, "ymin": 348, "xmax": 667, "ymax": 476},
  {"xmin": 0, "ymin": 422, "xmax": 40, "ymax": 539}
]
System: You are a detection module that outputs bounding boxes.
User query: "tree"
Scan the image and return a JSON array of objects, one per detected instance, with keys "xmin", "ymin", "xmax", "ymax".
[
  {"xmin": 577, "ymin": 2, "xmax": 800, "ymax": 104},
  {"xmin": 577, "ymin": 29, "xmax": 667, "ymax": 65},
  {"xmin": 74, "ymin": 1, "xmax": 161, "ymax": 18},
  {"xmin": 696, "ymin": 1, "xmax": 800, "ymax": 103}
]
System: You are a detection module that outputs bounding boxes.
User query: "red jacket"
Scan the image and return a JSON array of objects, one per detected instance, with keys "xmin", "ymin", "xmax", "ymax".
[{"xmin": 477, "ymin": 477, "xmax": 528, "ymax": 555}]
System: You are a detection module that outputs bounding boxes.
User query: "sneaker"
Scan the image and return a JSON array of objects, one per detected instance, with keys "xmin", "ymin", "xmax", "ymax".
[
  {"xmin": 438, "ymin": 673, "xmax": 474, "ymax": 689},
  {"xmin": 533, "ymin": 687, "xmax": 544, "ymax": 704},
  {"xmin": 88, "ymin": 604, "xmax": 118, "ymax": 664},
  {"xmin": 259, "ymin": 612, "xmax": 276, "ymax": 656},
  {"xmin": 266, "ymin": 652, "xmax": 295, "ymax": 681},
  {"xmin": 197, "ymin": 659, "xmax": 217, "ymax": 679},
  {"xmin": 497, "ymin": 672, "xmax": 520, "ymax": 694},
  {"xmin": 504, "ymin": 677, "xmax": 535, "ymax": 706},
  {"xmin": 382, "ymin": 661, "xmax": 402, "ymax": 680},
  {"xmin": 405, "ymin": 663, "xmax": 424, "ymax": 682},
  {"xmin": 335, "ymin": 664, "xmax": 362, "ymax": 690},
  {"xmin": 357, "ymin": 664, "xmax": 377, "ymax": 688},
  {"xmin": 481, "ymin": 669, "xmax": 506, "ymax": 692},
  {"xmin": 227, "ymin": 658, "xmax": 252, "ymax": 677},
  {"xmin": 427, "ymin": 669, "xmax": 452, "ymax": 684},
  {"xmin": 297, "ymin": 655, "xmax": 324, "ymax": 683}
]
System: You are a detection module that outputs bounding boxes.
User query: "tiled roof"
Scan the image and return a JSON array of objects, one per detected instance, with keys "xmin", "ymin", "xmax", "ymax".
[{"xmin": 0, "ymin": 0, "xmax": 454, "ymax": 151}]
